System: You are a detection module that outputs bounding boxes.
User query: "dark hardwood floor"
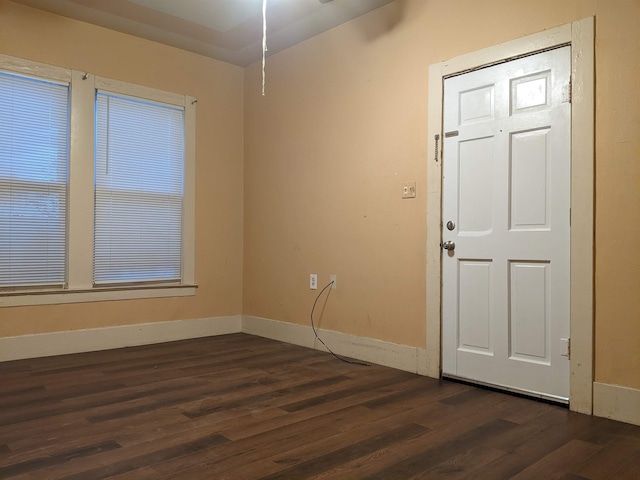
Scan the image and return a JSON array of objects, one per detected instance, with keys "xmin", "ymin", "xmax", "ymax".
[{"xmin": 0, "ymin": 333, "xmax": 638, "ymax": 479}]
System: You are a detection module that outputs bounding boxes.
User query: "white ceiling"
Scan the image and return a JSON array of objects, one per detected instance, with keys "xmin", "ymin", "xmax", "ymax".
[{"xmin": 10, "ymin": 0, "xmax": 395, "ymax": 66}]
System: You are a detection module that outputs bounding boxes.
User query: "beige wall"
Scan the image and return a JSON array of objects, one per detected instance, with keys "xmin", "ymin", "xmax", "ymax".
[
  {"xmin": 0, "ymin": 1, "xmax": 244, "ymax": 335},
  {"xmin": 1, "ymin": 0, "xmax": 638, "ymax": 393},
  {"xmin": 592, "ymin": 0, "xmax": 640, "ymax": 390},
  {"xmin": 243, "ymin": 0, "xmax": 640, "ymax": 389}
]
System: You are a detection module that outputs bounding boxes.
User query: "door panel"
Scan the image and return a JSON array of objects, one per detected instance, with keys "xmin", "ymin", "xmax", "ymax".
[
  {"xmin": 460, "ymin": 84, "xmax": 495, "ymax": 123},
  {"xmin": 442, "ymin": 46, "xmax": 571, "ymax": 401},
  {"xmin": 458, "ymin": 260, "xmax": 493, "ymax": 355},
  {"xmin": 510, "ymin": 128, "xmax": 550, "ymax": 230},
  {"xmin": 459, "ymin": 137, "xmax": 494, "ymax": 234},
  {"xmin": 509, "ymin": 261, "xmax": 550, "ymax": 364}
]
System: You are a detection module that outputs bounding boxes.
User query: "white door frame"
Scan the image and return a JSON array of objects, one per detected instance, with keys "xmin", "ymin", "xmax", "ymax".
[{"xmin": 425, "ymin": 17, "xmax": 594, "ymax": 414}]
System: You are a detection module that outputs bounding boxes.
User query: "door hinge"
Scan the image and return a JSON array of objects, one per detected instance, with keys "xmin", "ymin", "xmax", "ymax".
[
  {"xmin": 569, "ymin": 77, "xmax": 572, "ymax": 103},
  {"xmin": 561, "ymin": 337, "xmax": 571, "ymax": 359},
  {"xmin": 562, "ymin": 78, "xmax": 572, "ymax": 103}
]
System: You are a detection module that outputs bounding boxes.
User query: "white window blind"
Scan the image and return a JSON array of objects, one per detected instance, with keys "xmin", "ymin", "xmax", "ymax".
[
  {"xmin": 94, "ymin": 92, "xmax": 184, "ymax": 285},
  {"xmin": 0, "ymin": 72, "xmax": 69, "ymax": 288}
]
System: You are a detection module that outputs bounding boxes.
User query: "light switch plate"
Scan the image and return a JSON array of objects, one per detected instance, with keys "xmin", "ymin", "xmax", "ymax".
[{"xmin": 403, "ymin": 182, "xmax": 416, "ymax": 199}]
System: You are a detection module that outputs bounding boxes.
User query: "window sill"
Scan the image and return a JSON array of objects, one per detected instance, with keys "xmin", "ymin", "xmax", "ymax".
[{"xmin": 0, "ymin": 284, "xmax": 197, "ymax": 308}]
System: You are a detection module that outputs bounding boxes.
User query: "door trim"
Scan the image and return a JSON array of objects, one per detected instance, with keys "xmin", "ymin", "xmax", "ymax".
[{"xmin": 425, "ymin": 18, "xmax": 594, "ymax": 414}]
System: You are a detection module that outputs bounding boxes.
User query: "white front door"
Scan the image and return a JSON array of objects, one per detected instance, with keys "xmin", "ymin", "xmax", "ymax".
[{"xmin": 441, "ymin": 46, "xmax": 571, "ymax": 401}]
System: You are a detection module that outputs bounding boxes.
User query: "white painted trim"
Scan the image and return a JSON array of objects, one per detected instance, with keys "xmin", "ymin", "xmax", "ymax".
[
  {"xmin": 593, "ymin": 382, "xmax": 640, "ymax": 427},
  {"xmin": 95, "ymin": 76, "xmax": 186, "ymax": 107},
  {"xmin": 0, "ymin": 315, "xmax": 241, "ymax": 362},
  {"xmin": 0, "ymin": 53, "xmax": 71, "ymax": 83},
  {"xmin": 441, "ymin": 23, "xmax": 571, "ymax": 76},
  {"xmin": 568, "ymin": 16, "xmax": 595, "ymax": 416},
  {"xmin": 242, "ymin": 315, "xmax": 429, "ymax": 375},
  {"xmin": 182, "ymin": 95, "xmax": 197, "ymax": 285},
  {"xmin": 426, "ymin": 18, "xmax": 594, "ymax": 414},
  {"xmin": 425, "ymin": 62, "xmax": 444, "ymax": 379},
  {"xmin": 0, "ymin": 54, "xmax": 198, "ymax": 304},
  {"xmin": 67, "ymin": 70, "xmax": 96, "ymax": 290},
  {"xmin": 0, "ymin": 286, "xmax": 196, "ymax": 307}
]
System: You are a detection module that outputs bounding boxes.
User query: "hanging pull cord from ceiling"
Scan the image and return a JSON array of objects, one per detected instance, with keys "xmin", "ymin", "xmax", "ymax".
[{"xmin": 262, "ymin": 0, "xmax": 267, "ymax": 96}]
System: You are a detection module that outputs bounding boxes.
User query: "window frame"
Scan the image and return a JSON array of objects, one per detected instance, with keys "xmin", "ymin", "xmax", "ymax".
[
  {"xmin": 0, "ymin": 68, "xmax": 70, "ymax": 288},
  {"xmin": 0, "ymin": 54, "xmax": 196, "ymax": 307}
]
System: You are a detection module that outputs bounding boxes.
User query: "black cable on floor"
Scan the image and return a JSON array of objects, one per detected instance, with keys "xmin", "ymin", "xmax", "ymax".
[{"xmin": 310, "ymin": 280, "xmax": 370, "ymax": 367}]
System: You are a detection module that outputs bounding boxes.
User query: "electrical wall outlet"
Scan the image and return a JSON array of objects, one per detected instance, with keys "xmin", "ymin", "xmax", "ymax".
[
  {"xmin": 402, "ymin": 182, "xmax": 417, "ymax": 199},
  {"xmin": 310, "ymin": 274, "xmax": 317, "ymax": 290},
  {"xmin": 329, "ymin": 274, "xmax": 337, "ymax": 289}
]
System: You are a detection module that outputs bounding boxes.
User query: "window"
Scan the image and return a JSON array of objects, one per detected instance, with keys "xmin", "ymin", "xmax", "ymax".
[
  {"xmin": 0, "ymin": 71, "xmax": 69, "ymax": 288},
  {"xmin": 0, "ymin": 54, "xmax": 196, "ymax": 307},
  {"xmin": 94, "ymin": 92, "xmax": 184, "ymax": 285}
]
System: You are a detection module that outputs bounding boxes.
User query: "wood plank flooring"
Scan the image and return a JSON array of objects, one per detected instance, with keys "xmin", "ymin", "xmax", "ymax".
[{"xmin": 0, "ymin": 333, "xmax": 638, "ymax": 479}]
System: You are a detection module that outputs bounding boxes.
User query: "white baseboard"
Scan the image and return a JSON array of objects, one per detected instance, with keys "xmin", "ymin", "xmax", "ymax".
[
  {"xmin": 7, "ymin": 313, "xmax": 637, "ymax": 427},
  {"xmin": 0, "ymin": 315, "xmax": 242, "ymax": 362},
  {"xmin": 593, "ymin": 382, "xmax": 640, "ymax": 426},
  {"xmin": 242, "ymin": 315, "xmax": 430, "ymax": 376}
]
